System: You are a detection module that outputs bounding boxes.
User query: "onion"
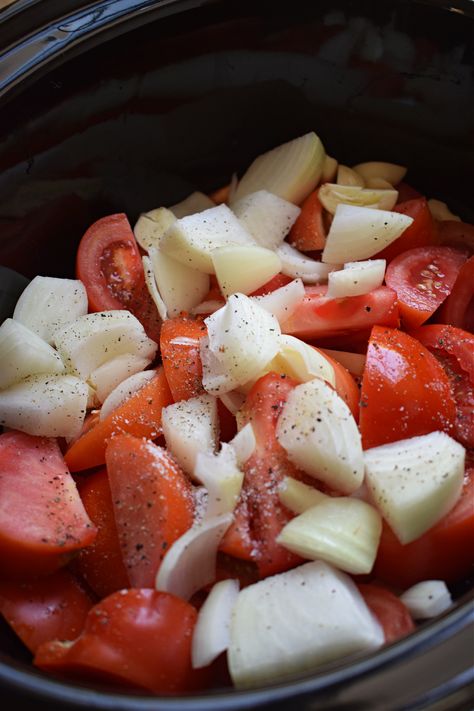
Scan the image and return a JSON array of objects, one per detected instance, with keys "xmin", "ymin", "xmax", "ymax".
[
  {"xmin": 319, "ymin": 184, "xmax": 398, "ymax": 214},
  {"xmin": 211, "ymin": 244, "xmax": 281, "ymax": 297},
  {"xmin": 192, "ymin": 579, "xmax": 240, "ymax": 669},
  {"xmin": 169, "ymin": 191, "xmax": 215, "ymax": 218},
  {"xmin": 89, "ymin": 353, "xmax": 151, "ymax": 403},
  {"xmin": 400, "ymin": 581, "xmax": 452, "ymax": 619},
  {"xmin": 191, "ymin": 300, "xmax": 225, "ymax": 316},
  {"xmin": 278, "ymin": 476, "xmax": 328, "ymax": 514},
  {"xmin": 352, "ymin": 161, "xmax": 407, "ymax": 185},
  {"xmin": 229, "ymin": 423, "xmax": 256, "ymax": 466},
  {"xmin": 0, "ymin": 318, "xmax": 64, "ymax": 389},
  {"xmin": 252, "ymin": 278, "xmax": 305, "ymax": 326},
  {"xmin": 268, "ymin": 335, "xmax": 336, "ymax": 386},
  {"xmin": 194, "ymin": 444, "xmax": 244, "ymax": 518},
  {"xmin": 232, "ymin": 190, "xmax": 301, "ymax": 249},
  {"xmin": 218, "ymin": 390, "xmax": 246, "ymax": 416},
  {"xmin": 148, "ymin": 246, "xmax": 209, "ymax": 317},
  {"xmin": 327, "ymin": 259, "xmax": 386, "ymax": 298},
  {"xmin": 142, "ymin": 255, "xmax": 168, "ymax": 320},
  {"xmin": 428, "ymin": 199, "xmax": 460, "ymax": 222},
  {"xmin": 134, "ymin": 207, "xmax": 176, "ymax": 251},
  {"xmin": 99, "ymin": 370, "xmax": 156, "ymax": 420},
  {"xmin": 277, "ymin": 242, "xmax": 339, "ymax": 283},
  {"xmin": 322, "ymin": 154, "xmax": 338, "ymax": 182},
  {"xmin": 337, "ymin": 165, "xmax": 365, "ymax": 187}
]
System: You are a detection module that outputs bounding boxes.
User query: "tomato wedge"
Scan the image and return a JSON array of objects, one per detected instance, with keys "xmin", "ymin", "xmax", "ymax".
[
  {"xmin": 76, "ymin": 213, "xmax": 161, "ymax": 342},
  {"xmin": 376, "ymin": 198, "xmax": 438, "ymax": 262},
  {"xmin": 0, "ymin": 432, "xmax": 96, "ymax": 579},
  {"xmin": 288, "ymin": 189, "xmax": 327, "ymax": 251},
  {"xmin": 358, "ymin": 583, "xmax": 415, "ymax": 644},
  {"xmin": 385, "ymin": 246, "xmax": 467, "ymax": 329},
  {"xmin": 249, "ymin": 273, "xmax": 292, "ymax": 297},
  {"xmin": 159, "ymin": 315, "xmax": 206, "ymax": 402},
  {"xmin": 359, "ymin": 326, "xmax": 456, "ymax": 449},
  {"xmin": 0, "ymin": 571, "xmax": 93, "ymax": 653},
  {"xmin": 106, "ymin": 434, "xmax": 194, "ymax": 588},
  {"xmin": 438, "ymin": 220, "xmax": 474, "ymax": 253},
  {"xmin": 35, "ymin": 589, "xmax": 206, "ymax": 693},
  {"xmin": 438, "ymin": 255, "xmax": 474, "ymax": 333}
]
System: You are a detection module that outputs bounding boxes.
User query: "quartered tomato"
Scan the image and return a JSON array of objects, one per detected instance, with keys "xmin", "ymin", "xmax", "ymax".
[
  {"xmin": 376, "ymin": 198, "xmax": 438, "ymax": 262},
  {"xmin": 385, "ymin": 246, "xmax": 467, "ymax": 329},
  {"xmin": 76, "ymin": 214, "xmax": 161, "ymax": 342},
  {"xmin": 159, "ymin": 315, "xmax": 206, "ymax": 402},
  {"xmin": 358, "ymin": 584, "xmax": 414, "ymax": 643},
  {"xmin": 249, "ymin": 273, "xmax": 293, "ymax": 297},
  {"xmin": 288, "ymin": 189, "xmax": 327, "ymax": 252},
  {"xmin": 438, "ymin": 255, "xmax": 474, "ymax": 334},
  {"xmin": 438, "ymin": 220, "xmax": 474, "ymax": 253}
]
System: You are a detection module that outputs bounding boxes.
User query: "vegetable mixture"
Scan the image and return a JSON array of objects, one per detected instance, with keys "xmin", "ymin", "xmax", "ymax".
[{"xmin": 0, "ymin": 132, "xmax": 473, "ymax": 693}]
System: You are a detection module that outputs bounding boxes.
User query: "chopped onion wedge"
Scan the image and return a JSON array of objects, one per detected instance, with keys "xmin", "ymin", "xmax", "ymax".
[
  {"xmin": 160, "ymin": 204, "xmax": 255, "ymax": 274},
  {"xmin": 365, "ymin": 177, "xmax": 394, "ymax": 190},
  {"xmin": 54, "ymin": 310, "xmax": 157, "ymax": 381},
  {"xmin": 13, "ymin": 276, "xmax": 87, "ymax": 345},
  {"xmin": 364, "ymin": 431, "xmax": 465, "ymax": 544},
  {"xmin": 228, "ymin": 560, "xmax": 384, "ymax": 689},
  {"xmin": 211, "ymin": 244, "xmax": 281, "ymax": 297},
  {"xmin": 201, "ymin": 295, "xmax": 281, "ymax": 395},
  {"xmin": 327, "ymin": 259, "xmax": 386, "ymax": 298},
  {"xmin": 0, "ymin": 374, "xmax": 88, "ymax": 438},
  {"xmin": 400, "ymin": 581, "xmax": 452, "ymax": 620},
  {"xmin": 267, "ymin": 335, "xmax": 336, "ymax": 386},
  {"xmin": 428, "ymin": 199, "xmax": 460, "ymax": 222},
  {"xmin": 252, "ymin": 278, "xmax": 305, "ymax": 326},
  {"xmin": 232, "ymin": 190, "xmax": 301, "ymax": 249},
  {"xmin": 194, "ymin": 444, "xmax": 244, "ymax": 518},
  {"xmin": 319, "ymin": 348, "xmax": 366, "ymax": 377},
  {"xmin": 161, "ymin": 395, "xmax": 218, "ymax": 477},
  {"xmin": 229, "ymin": 423, "xmax": 256, "ymax": 466},
  {"xmin": 276, "ymin": 378, "xmax": 364, "ymax": 494},
  {"xmin": 277, "ymin": 497, "xmax": 382, "ymax": 575},
  {"xmin": 100, "ymin": 370, "xmax": 156, "ymax": 420},
  {"xmin": 279, "ymin": 476, "xmax": 328, "ymax": 514},
  {"xmin": 0, "ymin": 318, "xmax": 64, "ymax": 389},
  {"xmin": 142, "ymin": 255, "xmax": 167, "ymax": 321},
  {"xmin": 134, "ymin": 207, "xmax": 176, "ymax": 251},
  {"xmin": 319, "ymin": 184, "xmax": 398, "ymax": 215},
  {"xmin": 218, "ymin": 390, "xmax": 246, "ymax": 416},
  {"xmin": 322, "ymin": 154, "xmax": 338, "ymax": 182},
  {"xmin": 155, "ymin": 513, "xmax": 233, "ymax": 601},
  {"xmin": 233, "ymin": 132, "xmax": 326, "ymax": 205},
  {"xmin": 148, "ymin": 246, "xmax": 209, "ymax": 317},
  {"xmin": 277, "ymin": 242, "xmax": 338, "ymax": 283},
  {"xmin": 337, "ymin": 165, "xmax": 365, "ymax": 187},
  {"xmin": 89, "ymin": 353, "xmax": 151, "ymax": 403},
  {"xmin": 192, "ymin": 579, "xmax": 240, "ymax": 669},
  {"xmin": 352, "ymin": 161, "xmax": 407, "ymax": 185},
  {"xmin": 322, "ymin": 204, "xmax": 414, "ymax": 263},
  {"xmin": 170, "ymin": 191, "xmax": 215, "ymax": 219}
]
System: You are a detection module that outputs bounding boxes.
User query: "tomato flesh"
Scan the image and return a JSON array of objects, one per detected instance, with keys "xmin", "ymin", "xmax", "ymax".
[
  {"xmin": 358, "ymin": 583, "xmax": 414, "ymax": 643},
  {"xmin": 288, "ymin": 189, "xmax": 327, "ymax": 252},
  {"xmin": 438, "ymin": 255, "xmax": 474, "ymax": 333},
  {"xmin": 159, "ymin": 315, "xmax": 206, "ymax": 402},
  {"xmin": 376, "ymin": 198, "xmax": 438, "ymax": 262}
]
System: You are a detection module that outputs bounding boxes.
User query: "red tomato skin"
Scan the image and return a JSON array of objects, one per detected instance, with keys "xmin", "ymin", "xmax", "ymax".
[
  {"xmin": 438, "ymin": 220, "xmax": 474, "ymax": 253},
  {"xmin": 34, "ymin": 589, "xmax": 207, "ymax": 693},
  {"xmin": 0, "ymin": 432, "xmax": 96, "ymax": 579},
  {"xmin": 385, "ymin": 246, "xmax": 467, "ymax": 329},
  {"xmin": 358, "ymin": 583, "xmax": 415, "ymax": 644},
  {"xmin": 359, "ymin": 326, "xmax": 456, "ymax": 449},
  {"xmin": 374, "ymin": 468, "xmax": 474, "ymax": 588},
  {"xmin": 376, "ymin": 198, "xmax": 438, "ymax": 262},
  {"xmin": 249, "ymin": 273, "xmax": 292, "ymax": 297},
  {"xmin": 288, "ymin": 189, "xmax": 326, "ymax": 252},
  {"xmin": 0, "ymin": 571, "xmax": 93, "ymax": 653},
  {"xmin": 438, "ymin": 255, "xmax": 474, "ymax": 333},
  {"xmin": 396, "ymin": 183, "xmax": 422, "ymax": 204},
  {"xmin": 159, "ymin": 315, "xmax": 206, "ymax": 402}
]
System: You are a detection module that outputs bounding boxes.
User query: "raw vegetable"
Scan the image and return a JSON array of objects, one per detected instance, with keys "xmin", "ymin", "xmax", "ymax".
[
  {"xmin": 400, "ymin": 581, "xmax": 452, "ymax": 619},
  {"xmin": 211, "ymin": 244, "xmax": 281, "ymax": 297},
  {"xmin": 319, "ymin": 184, "xmax": 398, "ymax": 214},
  {"xmin": 231, "ymin": 190, "xmax": 301, "ymax": 249},
  {"xmin": 0, "ymin": 318, "xmax": 64, "ymax": 389},
  {"xmin": 327, "ymin": 259, "xmax": 386, "ymax": 298},
  {"xmin": 192, "ymin": 579, "xmax": 239, "ymax": 669}
]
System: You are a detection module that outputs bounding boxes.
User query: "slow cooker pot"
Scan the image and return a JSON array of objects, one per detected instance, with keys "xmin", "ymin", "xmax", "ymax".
[{"xmin": 0, "ymin": 0, "xmax": 473, "ymax": 709}]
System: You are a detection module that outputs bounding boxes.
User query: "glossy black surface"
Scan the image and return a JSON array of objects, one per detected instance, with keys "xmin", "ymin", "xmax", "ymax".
[{"xmin": 0, "ymin": 0, "xmax": 473, "ymax": 708}]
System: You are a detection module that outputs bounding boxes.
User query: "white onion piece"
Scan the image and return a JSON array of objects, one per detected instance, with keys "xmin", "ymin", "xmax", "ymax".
[
  {"xmin": 365, "ymin": 177, "xmax": 394, "ymax": 190},
  {"xmin": 268, "ymin": 335, "xmax": 336, "ymax": 386},
  {"xmin": 232, "ymin": 190, "xmax": 301, "ymax": 249},
  {"xmin": 319, "ymin": 348, "xmax": 366, "ymax": 377},
  {"xmin": 228, "ymin": 560, "xmax": 384, "ymax": 689},
  {"xmin": 322, "ymin": 204, "xmax": 414, "ymax": 263},
  {"xmin": 322, "ymin": 154, "xmax": 338, "ymax": 183},
  {"xmin": 192, "ymin": 579, "xmax": 240, "ymax": 669},
  {"xmin": 201, "ymin": 294, "xmax": 281, "ymax": 395},
  {"xmin": 277, "ymin": 242, "xmax": 339, "ymax": 283},
  {"xmin": 327, "ymin": 259, "xmax": 386, "ymax": 298},
  {"xmin": 211, "ymin": 244, "xmax": 281, "ymax": 297},
  {"xmin": 400, "ymin": 581, "xmax": 452, "ymax": 620},
  {"xmin": 428, "ymin": 199, "xmax": 460, "ymax": 222},
  {"xmin": 170, "ymin": 191, "xmax": 215, "ymax": 219},
  {"xmin": 142, "ymin": 255, "xmax": 168, "ymax": 321},
  {"xmin": 148, "ymin": 246, "xmax": 209, "ymax": 317},
  {"xmin": 276, "ymin": 378, "xmax": 364, "ymax": 494},
  {"xmin": 134, "ymin": 207, "xmax": 176, "ymax": 251},
  {"xmin": 191, "ymin": 300, "xmax": 226, "ymax": 316},
  {"xmin": 229, "ymin": 423, "xmax": 256, "ymax": 466},
  {"xmin": 337, "ymin": 165, "xmax": 365, "ymax": 187},
  {"xmin": 252, "ymin": 278, "xmax": 305, "ymax": 326},
  {"xmin": 0, "ymin": 318, "xmax": 64, "ymax": 389},
  {"xmin": 364, "ymin": 431, "xmax": 465, "ymax": 544},
  {"xmin": 161, "ymin": 395, "xmax": 218, "ymax": 478},
  {"xmin": 155, "ymin": 513, "xmax": 233, "ymax": 601},
  {"xmin": 194, "ymin": 444, "xmax": 244, "ymax": 518},
  {"xmin": 233, "ymin": 132, "xmax": 326, "ymax": 205},
  {"xmin": 89, "ymin": 353, "xmax": 151, "ymax": 403},
  {"xmin": 319, "ymin": 184, "xmax": 398, "ymax": 215},
  {"xmin": 218, "ymin": 390, "xmax": 246, "ymax": 416},
  {"xmin": 279, "ymin": 476, "xmax": 328, "ymax": 514},
  {"xmin": 277, "ymin": 497, "xmax": 382, "ymax": 575},
  {"xmin": 160, "ymin": 204, "xmax": 255, "ymax": 274},
  {"xmin": 54, "ymin": 310, "xmax": 157, "ymax": 381},
  {"xmin": 13, "ymin": 276, "xmax": 87, "ymax": 345},
  {"xmin": 0, "ymin": 374, "xmax": 88, "ymax": 438},
  {"xmin": 100, "ymin": 370, "xmax": 156, "ymax": 421},
  {"xmin": 352, "ymin": 161, "xmax": 407, "ymax": 185}
]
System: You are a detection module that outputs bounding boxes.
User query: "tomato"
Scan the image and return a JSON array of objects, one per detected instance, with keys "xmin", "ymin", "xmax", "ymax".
[
  {"xmin": 35, "ymin": 589, "xmax": 206, "ymax": 693},
  {"xmin": 282, "ymin": 285, "xmax": 399, "ymax": 343},
  {"xmin": 438, "ymin": 220, "xmax": 474, "ymax": 253},
  {"xmin": 376, "ymin": 198, "xmax": 438, "ymax": 262},
  {"xmin": 358, "ymin": 584, "xmax": 414, "ymax": 644},
  {"xmin": 249, "ymin": 273, "xmax": 292, "ymax": 297},
  {"xmin": 220, "ymin": 372, "xmax": 306, "ymax": 578},
  {"xmin": 385, "ymin": 246, "xmax": 467, "ymax": 329},
  {"xmin": 359, "ymin": 326, "xmax": 456, "ymax": 449},
  {"xmin": 0, "ymin": 431, "xmax": 96, "ymax": 579},
  {"xmin": 159, "ymin": 315, "xmax": 206, "ymax": 402},
  {"xmin": 106, "ymin": 434, "xmax": 194, "ymax": 588},
  {"xmin": 313, "ymin": 347, "xmax": 360, "ymax": 421},
  {"xmin": 374, "ymin": 468, "xmax": 474, "ymax": 588},
  {"xmin": 438, "ymin": 255, "xmax": 474, "ymax": 333},
  {"xmin": 75, "ymin": 469, "xmax": 129, "ymax": 598},
  {"xmin": 396, "ymin": 183, "xmax": 422, "ymax": 204},
  {"xmin": 288, "ymin": 189, "xmax": 327, "ymax": 252},
  {"xmin": 409, "ymin": 324, "xmax": 474, "ymax": 448},
  {"xmin": 0, "ymin": 571, "xmax": 93, "ymax": 653},
  {"xmin": 76, "ymin": 213, "xmax": 161, "ymax": 342}
]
